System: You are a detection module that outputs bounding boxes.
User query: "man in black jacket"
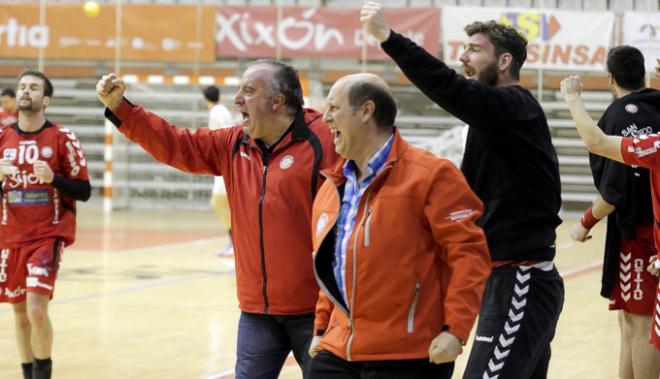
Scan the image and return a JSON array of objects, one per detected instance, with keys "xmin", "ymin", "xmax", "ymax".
[
  {"xmin": 361, "ymin": 2, "xmax": 563, "ymax": 378},
  {"xmin": 568, "ymin": 46, "xmax": 660, "ymax": 378}
]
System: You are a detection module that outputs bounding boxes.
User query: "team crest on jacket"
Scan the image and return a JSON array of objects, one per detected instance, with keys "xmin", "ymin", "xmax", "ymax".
[
  {"xmin": 279, "ymin": 155, "xmax": 294, "ymax": 169},
  {"xmin": 625, "ymin": 103, "xmax": 639, "ymax": 114},
  {"xmin": 40, "ymin": 146, "xmax": 53, "ymax": 159},
  {"xmin": 316, "ymin": 213, "xmax": 328, "ymax": 236}
]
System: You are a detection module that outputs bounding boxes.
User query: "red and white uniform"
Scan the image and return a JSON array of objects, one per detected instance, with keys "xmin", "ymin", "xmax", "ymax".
[
  {"xmin": 621, "ymin": 133, "xmax": 660, "ymax": 349},
  {"xmin": 0, "ymin": 109, "xmax": 17, "ymax": 127},
  {"xmin": 0, "ymin": 121, "xmax": 88, "ymax": 303}
]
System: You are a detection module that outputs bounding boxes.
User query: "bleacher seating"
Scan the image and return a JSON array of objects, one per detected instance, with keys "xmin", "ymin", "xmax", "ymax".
[
  {"xmin": 0, "ymin": 71, "xmax": 612, "ymax": 211},
  {"xmin": 3, "ymin": 0, "xmax": 644, "ymax": 210}
]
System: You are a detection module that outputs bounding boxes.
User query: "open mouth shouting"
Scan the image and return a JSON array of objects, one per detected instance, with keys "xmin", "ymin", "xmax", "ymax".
[
  {"xmin": 331, "ymin": 128, "xmax": 341, "ymax": 144},
  {"xmin": 462, "ymin": 65, "xmax": 476, "ymax": 78},
  {"xmin": 240, "ymin": 111, "xmax": 250, "ymax": 126}
]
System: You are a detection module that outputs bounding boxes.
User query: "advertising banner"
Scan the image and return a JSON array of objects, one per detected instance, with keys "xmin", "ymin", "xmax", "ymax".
[
  {"xmin": 442, "ymin": 6, "xmax": 614, "ymax": 71},
  {"xmin": 215, "ymin": 6, "xmax": 439, "ymax": 60},
  {"xmin": 0, "ymin": 4, "xmax": 215, "ymax": 62},
  {"xmin": 623, "ymin": 12, "xmax": 660, "ymax": 73}
]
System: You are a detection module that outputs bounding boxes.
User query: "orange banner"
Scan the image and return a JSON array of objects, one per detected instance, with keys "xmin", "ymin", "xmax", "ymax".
[
  {"xmin": 0, "ymin": 4, "xmax": 215, "ymax": 62},
  {"xmin": 215, "ymin": 6, "xmax": 440, "ymax": 60}
]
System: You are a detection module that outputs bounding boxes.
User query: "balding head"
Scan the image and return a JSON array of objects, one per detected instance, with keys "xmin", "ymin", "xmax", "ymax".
[
  {"xmin": 336, "ymin": 73, "xmax": 390, "ymax": 92},
  {"xmin": 333, "ymin": 73, "xmax": 397, "ymax": 130}
]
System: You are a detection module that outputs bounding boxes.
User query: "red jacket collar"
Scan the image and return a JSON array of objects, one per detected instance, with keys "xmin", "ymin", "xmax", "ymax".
[
  {"xmin": 322, "ymin": 128, "xmax": 408, "ymax": 186},
  {"xmin": 240, "ymin": 108, "xmax": 323, "ymax": 151}
]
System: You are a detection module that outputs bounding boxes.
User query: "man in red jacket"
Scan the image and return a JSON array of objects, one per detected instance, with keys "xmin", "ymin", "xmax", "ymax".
[
  {"xmin": 96, "ymin": 60, "xmax": 337, "ymax": 379},
  {"xmin": 307, "ymin": 73, "xmax": 490, "ymax": 378}
]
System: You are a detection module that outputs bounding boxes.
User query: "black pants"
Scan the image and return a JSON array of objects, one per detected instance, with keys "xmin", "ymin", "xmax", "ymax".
[
  {"xmin": 463, "ymin": 265, "xmax": 564, "ymax": 379},
  {"xmin": 309, "ymin": 350, "xmax": 454, "ymax": 379}
]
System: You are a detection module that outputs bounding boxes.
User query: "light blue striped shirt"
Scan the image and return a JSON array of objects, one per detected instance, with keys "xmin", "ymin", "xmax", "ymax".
[{"xmin": 334, "ymin": 133, "xmax": 394, "ymax": 306}]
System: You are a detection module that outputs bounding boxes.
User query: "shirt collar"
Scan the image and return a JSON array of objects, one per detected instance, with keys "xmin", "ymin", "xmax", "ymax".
[{"xmin": 342, "ymin": 132, "xmax": 394, "ymax": 180}]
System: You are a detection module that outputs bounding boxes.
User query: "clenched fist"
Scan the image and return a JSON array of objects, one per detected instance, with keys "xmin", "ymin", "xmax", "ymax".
[
  {"xmin": 360, "ymin": 1, "xmax": 391, "ymax": 43},
  {"xmin": 428, "ymin": 331, "xmax": 463, "ymax": 364},
  {"xmin": 0, "ymin": 158, "xmax": 17, "ymax": 181},
  {"xmin": 33, "ymin": 160, "xmax": 54, "ymax": 184},
  {"xmin": 560, "ymin": 75, "xmax": 583, "ymax": 100},
  {"xmin": 569, "ymin": 223, "xmax": 591, "ymax": 242},
  {"xmin": 96, "ymin": 73, "xmax": 127, "ymax": 113}
]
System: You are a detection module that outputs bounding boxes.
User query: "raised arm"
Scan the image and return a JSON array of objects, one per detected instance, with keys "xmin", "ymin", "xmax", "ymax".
[
  {"xmin": 561, "ymin": 76, "xmax": 624, "ymax": 163},
  {"xmin": 361, "ymin": 2, "xmax": 520, "ymax": 129},
  {"xmin": 96, "ymin": 74, "xmax": 231, "ymax": 176}
]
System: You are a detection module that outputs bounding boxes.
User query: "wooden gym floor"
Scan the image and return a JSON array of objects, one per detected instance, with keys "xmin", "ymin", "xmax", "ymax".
[{"xmin": 0, "ymin": 205, "xmax": 631, "ymax": 378}]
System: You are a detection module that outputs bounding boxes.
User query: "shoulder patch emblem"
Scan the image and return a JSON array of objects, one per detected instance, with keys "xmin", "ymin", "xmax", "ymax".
[{"xmin": 625, "ymin": 103, "xmax": 638, "ymax": 114}]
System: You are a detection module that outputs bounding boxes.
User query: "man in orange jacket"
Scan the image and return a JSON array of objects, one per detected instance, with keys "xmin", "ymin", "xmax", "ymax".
[
  {"xmin": 307, "ymin": 72, "xmax": 491, "ymax": 378},
  {"xmin": 96, "ymin": 60, "xmax": 338, "ymax": 379}
]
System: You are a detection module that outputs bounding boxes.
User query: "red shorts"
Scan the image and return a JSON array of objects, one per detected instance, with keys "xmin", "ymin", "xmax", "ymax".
[
  {"xmin": 609, "ymin": 225, "xmax": 659, "ymax": 315},
  {"xmin": 0, "ymin": 238, "xmax": 65, "ymax": 304},
  {"xmin": 653, "ymin": 282, "xmax": 660, "ymax": 350}
]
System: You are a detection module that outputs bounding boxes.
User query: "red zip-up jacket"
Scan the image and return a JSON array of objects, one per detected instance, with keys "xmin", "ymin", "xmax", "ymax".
[
  {"xmin": 312, "ymin": 130, "xmax": 490, "ymax": 361},
  {"xmin": 107, "ymin": 99, "xmax": 338, "ymax": 314}
]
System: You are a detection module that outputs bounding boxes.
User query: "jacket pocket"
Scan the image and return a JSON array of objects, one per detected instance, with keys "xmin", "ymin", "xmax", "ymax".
[
  {"xmin": 407, "ymin": 282, "xmax": 421, "ymax": 333},
  {"xmin": 363, "ymin": 208, "xmax": 374, "ymax": 247}
]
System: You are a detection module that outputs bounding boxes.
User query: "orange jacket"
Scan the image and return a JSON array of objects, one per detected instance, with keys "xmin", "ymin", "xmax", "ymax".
[
  {"xmin": 109, "ymin": 100, "xmax": 338, "ymax": 314},
  {"xmin": 311, "ymin": 130, "xmax": 491, "ymax": 361}
]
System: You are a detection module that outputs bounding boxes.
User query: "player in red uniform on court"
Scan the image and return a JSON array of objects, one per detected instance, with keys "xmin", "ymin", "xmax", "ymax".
[
  {"xmin": 567, "ymin": 47, "xmax": 660, "ymax": 378},
  {"xmin": 0, "ymin": 71, "xmax": 91, "ymax": 379},
  {"xmin": 1, "ymin": 88, "xmax": 19, "ymax": 126},
  {"xmin": 562, "ymin": 74, "xmax": 660, "ymax": 353}
]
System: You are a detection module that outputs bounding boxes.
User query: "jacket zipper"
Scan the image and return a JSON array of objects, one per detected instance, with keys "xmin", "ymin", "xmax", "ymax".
[
  {"xmin": 258, "ymin": 153, "xmax": 270, "ymax": 314},
  {"xmin": 314, "ymin": 174, "xmax": 351, "ymax": 317},
  {"xmin": 346, "ymin": 192, "xmax": 371, "ymax": 361},
  {"xmin": 407, "ymin": 282, "xmax": 421, "ymax": 333},
  {"xmin": 363, "ymin": 208, "xmax": 373, "ymax": 247}
]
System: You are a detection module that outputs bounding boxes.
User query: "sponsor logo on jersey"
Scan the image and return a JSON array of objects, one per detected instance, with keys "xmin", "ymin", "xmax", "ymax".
[
  {"xmin": 279, "ymin": 155, "xmax": 294, "ymax": 170},
  {"xmin": 0, "ymin": 248, "xmax": 8, "ymax": 282},
  {"xmin": 7, "ymin": 189, "xmax": 50, "ymax": 205},
  {"xmin": 4, "ymin": 286, "xmax": 26, "ymax": 299},
  {"xmin": 41, "ymin": 146, "xmax": 53, "ymax": 159},
  {"xmin": 625, "ymin": 103, "xmax": 639, "ymax": 114},
  {"xmin": 3, "ymin": 148, "xmax": 16, "ymax": 160},
  {"xmin": 65, "ymin": 141, "xmax": 81, "ymax": 176},
  {"xmin": 621, "ymin": 123, "xmax": 653, "ymax": 138},
  {"xmin": 6, "ymin": 170, "xmax": 45, "ymax": 189},
  {"xmin": 635, "ymin": 146, "xmax": 657, "ymax": 158},
  {"xmin": 27, "ymin": 264, "xmax": 50, "ymax": 277}
]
